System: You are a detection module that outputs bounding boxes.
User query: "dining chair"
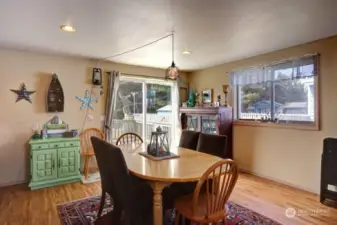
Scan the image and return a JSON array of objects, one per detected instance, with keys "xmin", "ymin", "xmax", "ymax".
[
  {"xmin": 174, "ymin": 159, "xmax": 238, "ymax": 225},
  {"xmin": 178, "ymin": 130, "xmax": 200, "ymax": 150},
  {"xmin": 80, "ymin": 128, "xmax": 104, "ymax": 180},
  {"xmin": 116, "ymin": 132, "xmax": 143, "ymax": 145},
  {"xmin": 196, "ymin": 133, "xmax": 228, "ymax": 158},
  {"xmin": 163, "ymin": 130, "xmax": 201, "ymax": 211},
  {"xmin": 91, "ymin": 136, "xmax": 153, "ymax": 225}
]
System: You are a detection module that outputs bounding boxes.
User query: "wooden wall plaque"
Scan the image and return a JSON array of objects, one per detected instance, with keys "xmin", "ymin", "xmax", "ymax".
[{"xmin": 47, "ymin": 74, "xmax": 64, "ymax": 112}]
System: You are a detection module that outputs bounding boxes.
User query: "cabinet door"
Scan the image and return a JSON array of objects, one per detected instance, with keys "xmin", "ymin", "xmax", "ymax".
[
  {"xmin": 58, "ymin": 148, "xmax": 80, "ymax": 178},
  {"xmin": 186, "ymin": 115, "xmax": 199, "ymax": 131},
  {"xmin": 32, "ymin": 149, "xmax": 57, "ymax": 181},
  {"xmin": 201, "ymin": 115, "xmax": 218, "ymax": 134}
]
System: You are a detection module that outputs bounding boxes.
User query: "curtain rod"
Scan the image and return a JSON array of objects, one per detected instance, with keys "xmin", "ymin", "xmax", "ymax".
[
  {"xmin": 107, "ymin": 72, "xmax": 177, "ymax": 82},
  {"xmin": 107, "ymin": 72, "xmax": 177, "ymax": 85},
  {"xmin": 227, "ymin": 53, "xmax": 320, "ymax": 74},
  {"xmin": 122, "ymin": 73, "xmax": 166, "ymax": 80}
]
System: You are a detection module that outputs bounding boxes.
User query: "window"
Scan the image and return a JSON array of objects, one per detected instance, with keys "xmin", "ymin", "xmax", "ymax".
[
  {"xmin": 231, "ymin": 55, "xmax": 319, "ymax": 128},
  {"xmin": 111, "ymin": 75, "xmax": 177, "ymax": 144}
]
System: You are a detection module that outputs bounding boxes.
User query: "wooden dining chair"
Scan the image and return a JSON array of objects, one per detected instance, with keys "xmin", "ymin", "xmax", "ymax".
[
  {"xmin": 80, "ymin": 128, "xmax": 104, "ymax": 180},
  {"xmin": 174, "ymin": 159, "xmax": 238, "ymax": 225},
  {"xmin": 116, "ymin": 132, "xmax": 143, "ymax": 145},
  {"xmin": 91, "ymin": 136, "xmax": 153, "ymax": 225}
]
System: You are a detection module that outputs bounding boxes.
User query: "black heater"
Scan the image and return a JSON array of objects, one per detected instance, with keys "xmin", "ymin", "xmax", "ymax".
[{"xmin": 320, "ymin": 138, "xmax": 337, "ymax": 206}]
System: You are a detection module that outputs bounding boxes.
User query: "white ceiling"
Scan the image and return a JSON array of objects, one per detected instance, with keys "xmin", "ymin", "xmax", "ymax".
[{"xmin": 1, "ymin": 0, "xmax": 337, "ymax": 71}]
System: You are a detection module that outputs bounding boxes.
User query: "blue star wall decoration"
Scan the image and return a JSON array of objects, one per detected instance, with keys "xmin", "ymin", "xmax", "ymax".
[
  {"xmin": 76, "ymin": 90, "xmax": 97, "ymax": 110},
  {"xmin": 10, "ymin": 83, "xmax": 36, "ymax": 103}
]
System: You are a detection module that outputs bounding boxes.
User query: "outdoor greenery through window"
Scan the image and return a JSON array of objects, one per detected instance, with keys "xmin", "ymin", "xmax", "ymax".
[
  {"xmin": 231, "ymin": 54, "xmax": 318, "ymax": 126},
  {"xmin": 111, "ymin": 76, "xmax": 175, "ymax": 144},
  {"xmin": 114, "ymin": 82, "xmax": 171, "ymax": 118}
]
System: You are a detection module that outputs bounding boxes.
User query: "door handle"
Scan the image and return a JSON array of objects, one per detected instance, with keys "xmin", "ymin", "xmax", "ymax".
[
  {"xmin": 58, "ymin": 158, "xmax": 61, "ymax": 168},
  {"xmin": 52, "ymin": 159, "xmax": 55, "ymax": 169}
]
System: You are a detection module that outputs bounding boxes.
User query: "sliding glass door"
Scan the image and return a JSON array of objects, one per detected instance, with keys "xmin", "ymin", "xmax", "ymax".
[{"xmin": 111, "ymin": 75, "xmax": 176, "ymax": 146}]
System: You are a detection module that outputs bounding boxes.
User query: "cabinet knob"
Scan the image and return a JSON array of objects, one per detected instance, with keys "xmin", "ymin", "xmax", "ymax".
[
  {"xmin": 55, "ymin": 145, "xmax": 58, "ymax": 147},
  {"xmin": 38, "ymin": 146, "xmax": 41, "ymax": 149}
]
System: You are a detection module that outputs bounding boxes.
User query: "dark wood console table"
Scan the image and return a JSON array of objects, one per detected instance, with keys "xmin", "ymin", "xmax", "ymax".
[{"xmin": 180, "ymin": 107, "xmax": 233, "ymax": 159}]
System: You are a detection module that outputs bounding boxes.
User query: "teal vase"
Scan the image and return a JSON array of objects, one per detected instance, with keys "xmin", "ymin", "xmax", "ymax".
[{"xmin": 186, "ymin": 88, "xmax": 195, "ymax": 107}]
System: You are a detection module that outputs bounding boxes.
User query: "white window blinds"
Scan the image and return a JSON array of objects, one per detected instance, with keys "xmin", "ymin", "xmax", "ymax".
[{"xmin": 229, "ymin": 54, "xmax": 319, "ymax": 86}]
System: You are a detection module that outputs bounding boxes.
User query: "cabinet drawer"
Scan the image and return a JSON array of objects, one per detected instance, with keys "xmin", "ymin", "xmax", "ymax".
[
  {"xmin": 31, "ymin": 143, "xmax": 49, "ymax": 150},
  {"xmin": 49, "ymin": 142, "xmax": 65, "ymax": 148},
  {"xmin": 64, "ymin": 141, "xmax": 80, "ymax": 148}
]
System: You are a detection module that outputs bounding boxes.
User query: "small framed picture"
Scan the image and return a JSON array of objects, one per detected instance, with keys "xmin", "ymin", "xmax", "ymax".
[{"xmin": 202, "ymin": 89, "xmax": 213, "ymax": 104}]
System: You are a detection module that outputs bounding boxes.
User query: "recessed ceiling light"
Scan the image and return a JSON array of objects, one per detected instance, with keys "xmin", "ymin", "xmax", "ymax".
[
  {"xmin": 60, "ymin": 25, "xmax": 76, "ymax": 32},
  {"xmin": 182, "ymin": 50, "xmax": 192, "ymax": 55}
]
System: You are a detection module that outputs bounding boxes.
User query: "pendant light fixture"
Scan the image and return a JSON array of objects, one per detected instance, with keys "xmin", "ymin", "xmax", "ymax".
[{"xmin": 165, "ymin": 32, "xmax": 179, "ymax": 80}]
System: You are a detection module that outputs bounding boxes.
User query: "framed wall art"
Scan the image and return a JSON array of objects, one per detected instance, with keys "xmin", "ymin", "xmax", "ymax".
[{"xmin": 202, "ymin": 89, "xmax": 213, "ymax": 105}]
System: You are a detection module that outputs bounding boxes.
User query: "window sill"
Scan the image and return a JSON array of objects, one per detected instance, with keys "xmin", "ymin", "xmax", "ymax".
[{"xmin": 233, "ymin": 120, "xmax": 319, "ymax": 131}]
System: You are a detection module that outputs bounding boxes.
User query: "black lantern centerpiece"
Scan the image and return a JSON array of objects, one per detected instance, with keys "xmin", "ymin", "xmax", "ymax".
[{"xmin": 147, "ymin": 126, "xmax": 170, "ymax": 157}]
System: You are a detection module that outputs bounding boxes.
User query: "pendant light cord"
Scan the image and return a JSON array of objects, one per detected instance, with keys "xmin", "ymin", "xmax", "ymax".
[
  {"xmin": 95, "ymin": 33, "xmax": 173, "ymax": 67},
  {"xmin": 80, "ymin": 32, "xmax": 174, "ymax": 133},
  {"xmin": 172, "ymin": 32, "xmax": 174, "ymax": 63}
]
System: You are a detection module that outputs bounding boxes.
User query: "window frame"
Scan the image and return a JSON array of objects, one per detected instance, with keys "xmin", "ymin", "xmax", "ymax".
[
  {"xmin": 233, "ymin": 57, "xmax": 320, "ymax": 131},
  {"xmin": 117, "ymin": 74, "xmax": 178, "ymax": 143}
]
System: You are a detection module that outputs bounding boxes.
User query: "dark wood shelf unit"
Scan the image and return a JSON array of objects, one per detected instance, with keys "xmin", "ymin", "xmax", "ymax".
[{"xmin": 180, "ymin": 106, "xmax": 233, "ymax": 159}]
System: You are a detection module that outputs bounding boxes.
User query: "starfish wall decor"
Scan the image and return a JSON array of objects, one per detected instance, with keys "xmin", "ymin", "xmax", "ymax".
[
  {"xmin": 10, "ymin": 83, "xmax": 36, "ymax": 103},
  {"xmin": 76, "ymin": 90, "xmax": 97, "ymax": 110}
]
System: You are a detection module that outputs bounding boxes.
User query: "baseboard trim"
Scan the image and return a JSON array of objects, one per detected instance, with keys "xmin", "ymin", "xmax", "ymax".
[
  {"xmin": 0, "ymin": 180, "xmax": 27, "ymax": 187},
  {"xmin": 239, "ymin": 168, "xmax": 318, "ymax": 195}
]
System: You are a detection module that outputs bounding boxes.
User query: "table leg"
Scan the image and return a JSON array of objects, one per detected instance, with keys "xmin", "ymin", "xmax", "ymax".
[{"xmin": 150, "ymin": 182, "xmax": 171, "ymax": 225}]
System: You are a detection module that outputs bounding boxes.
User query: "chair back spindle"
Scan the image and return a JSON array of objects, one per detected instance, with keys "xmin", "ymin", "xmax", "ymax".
[
  {"xmin": 193, "ymin": 160, "xmax": 238, "ymax": 221},
  {"xmin": 116, "ymin": 132, "xmax": 143, "ymax": 145},
  {"xmin": 80, "ymin": 128, "xmax": 104, "ymax": 154}
]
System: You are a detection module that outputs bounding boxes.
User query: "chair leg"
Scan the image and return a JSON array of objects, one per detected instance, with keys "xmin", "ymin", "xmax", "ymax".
[
  {"xmin": 174, "ymin": 212, "xmax": 180, "ymax": 225},
  {"xmin": 97, "ymin": 190, "xmax": 106, "ymax": 218},
  {"xmin": 223, "ymin": 216, "xmax": 227, "ymax": 225},
  {"xmin": 84, "ymin": 156, "xmax": 90, "ymax": 180}
]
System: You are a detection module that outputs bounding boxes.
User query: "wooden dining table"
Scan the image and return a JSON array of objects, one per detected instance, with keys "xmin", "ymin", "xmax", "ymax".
[{"xmin": 119, "ymin": 143, "xmax": 224, "ymax": 225}]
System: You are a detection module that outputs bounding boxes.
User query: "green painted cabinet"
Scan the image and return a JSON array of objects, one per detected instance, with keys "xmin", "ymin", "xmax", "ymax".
[{"xmin": 29, "ymin": 137, "xmax": 81, "ymax": 190}]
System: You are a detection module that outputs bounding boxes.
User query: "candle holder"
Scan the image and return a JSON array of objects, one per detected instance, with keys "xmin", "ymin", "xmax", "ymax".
[
  {"xmin": 195, "ymin": 92, "xmax": 200, "ymax": 106},
  {"xmin": 222, "ymin": 85, "xmax": 230, "ymax": 107}
]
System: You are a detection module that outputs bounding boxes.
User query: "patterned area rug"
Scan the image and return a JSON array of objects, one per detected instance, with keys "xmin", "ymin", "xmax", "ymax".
[{"xmin": 57, "ymin": 195, "xmax": 282, "ymax": 225}]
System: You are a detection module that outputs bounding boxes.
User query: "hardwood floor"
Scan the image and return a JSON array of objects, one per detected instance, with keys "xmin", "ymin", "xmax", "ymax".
[{"xmin": 1, "ymin": 173, "xmax": 337, "ymax": 225}]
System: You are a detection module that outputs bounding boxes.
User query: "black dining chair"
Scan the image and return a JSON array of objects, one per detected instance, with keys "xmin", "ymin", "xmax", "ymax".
[
  {"xmin": 196, "ymin": 133, "xmax": 228, "ymax": 158},
  {"xmin": 178, "ymin": 130, "xmax": 200, "ymax": 150},
  {"xmin": 163, "ymin": 130, "xmax": 201, "ymax": 225},
  {"xmin": 91, "ymin": 136, "xmax": 153, "ymax": 225}
]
